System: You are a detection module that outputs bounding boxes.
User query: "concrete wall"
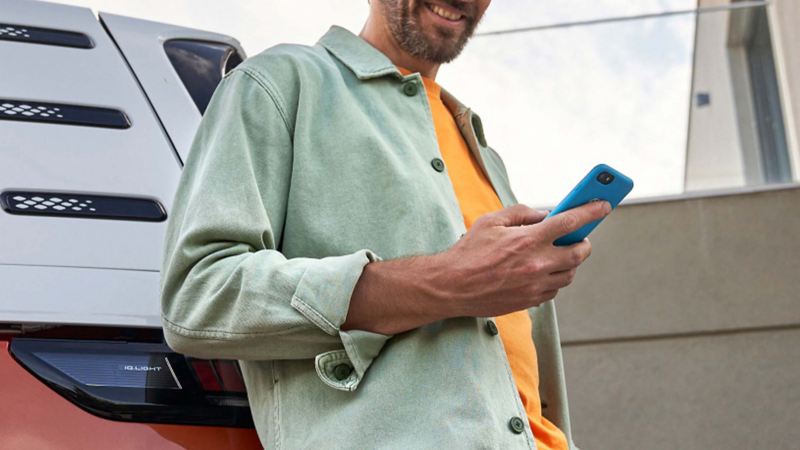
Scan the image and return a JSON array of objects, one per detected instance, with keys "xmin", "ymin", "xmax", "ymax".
[{"xmin": 554, "ymin": 185, "xmax": 800, "ymax": 449}]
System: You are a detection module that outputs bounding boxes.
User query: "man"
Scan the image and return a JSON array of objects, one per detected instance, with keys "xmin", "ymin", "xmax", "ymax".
[{"xmin": 161, "ymin": 0, "xmax": 608, "ymax": 448}]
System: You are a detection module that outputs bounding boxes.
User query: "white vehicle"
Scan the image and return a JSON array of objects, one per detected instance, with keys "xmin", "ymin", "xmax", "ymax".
[{"xmin": 0, "ymin": 1, "xmax": 262, "ymax": 447}]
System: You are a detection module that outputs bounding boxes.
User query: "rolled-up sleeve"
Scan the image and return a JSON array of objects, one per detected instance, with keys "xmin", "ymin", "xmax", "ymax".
[{"xmin": 160, "ymin": 68, "xmax": 391, "ymax": 391}]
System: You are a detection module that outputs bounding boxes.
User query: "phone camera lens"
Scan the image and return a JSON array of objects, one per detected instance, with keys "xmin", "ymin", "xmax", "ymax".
[{"xmin": 597, "ymin": 172, "xmax": 615, "ymax": 185}]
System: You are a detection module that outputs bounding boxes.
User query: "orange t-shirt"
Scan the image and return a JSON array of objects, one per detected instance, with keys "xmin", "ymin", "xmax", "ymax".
[{"xmin": 400, "ymin": 68, "xmax": 568, "ymax": 450}]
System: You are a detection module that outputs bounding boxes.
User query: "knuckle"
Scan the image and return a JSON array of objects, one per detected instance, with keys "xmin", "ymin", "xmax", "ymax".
[
  {"xmin": 524, "ymin": 260, "xmax": 545, "ymax": 275},
  {"xmin": 596, "ymin": 200, "xmax": 611, "ymax": 216},
  {"xmin": 565, "ymin": 269, "xmax": 577, "ymax": 285},
  {"xmin": 540, "ymin": 290, "xmax": 558, "ymax": 302},
  {"xmin": 511, "ymin": 203, "xmax": 530, "ymax": 213},
  {"xmin": 506, "ymin": 204, "xmax": 528, "ymax": 221},
  {"xmin": 570, "ymin": 250, "xmax": 584, "ymax": 266},
  {"xmin": 559, "ymin": 213, "xmax": 579, "ymax": 233},
  {"xmin": 474, "ymin": 212, "xmax": 493, "ymax": 227}
]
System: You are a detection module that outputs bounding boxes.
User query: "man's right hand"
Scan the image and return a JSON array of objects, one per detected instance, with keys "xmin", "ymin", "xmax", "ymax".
[
  {"xmin": 430, "ymin": 201, "xmax": 611, "ymax": 319},
  {"xmin": 342, "ymin": 201, "xmax": 610, "ymax": 335}
]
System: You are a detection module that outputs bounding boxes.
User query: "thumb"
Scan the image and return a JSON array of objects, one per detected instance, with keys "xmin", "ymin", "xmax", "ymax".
[{"xmin": 488, "ymin": 204, "xmax": 548, "ymax": 227}]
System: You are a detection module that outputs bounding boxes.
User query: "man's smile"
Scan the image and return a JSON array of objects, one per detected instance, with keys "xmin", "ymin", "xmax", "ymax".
[
  {"xmin": 423, "ymin": 1, "xmax": 469, "ymax": 29},
  {"xmin": 425, "ymin": 1, "xmax": 465, "ymax": 21}
]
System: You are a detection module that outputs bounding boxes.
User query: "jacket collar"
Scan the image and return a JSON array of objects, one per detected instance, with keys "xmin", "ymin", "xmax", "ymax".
[
  {"xmin": 317, "ymin": 25, "xmax": 489, "ymax": 162},
  {"xmin": 318, "ymin": 25, "xmax": 401, "ymax": 80},
  {"xmin": 317, "ymin": 26, "xmax": 472, "ymax": 116}
]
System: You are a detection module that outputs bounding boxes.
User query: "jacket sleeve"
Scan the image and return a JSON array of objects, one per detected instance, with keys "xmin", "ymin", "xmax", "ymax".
[{"xmin": 160, "ymin": 69, "xmax": 391, "ymax": 392}]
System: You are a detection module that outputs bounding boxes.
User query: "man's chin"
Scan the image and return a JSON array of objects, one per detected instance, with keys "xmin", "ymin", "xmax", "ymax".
[
  {"xmin": 391, "ymin": 4, "xmax": 474, "ymax": 64},
  {"xmin": 426, "ymin": 40, "xmax": 468, "ymax": 63}
]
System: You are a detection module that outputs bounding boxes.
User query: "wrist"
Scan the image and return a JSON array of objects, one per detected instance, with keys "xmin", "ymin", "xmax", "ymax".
[
  {"xmin": 416, "ymin": 251, "xmax": 462, "ymax": 320},
  {"xmin": 344, "ymin": 253, "xmax": 455, "ymax": 335}
]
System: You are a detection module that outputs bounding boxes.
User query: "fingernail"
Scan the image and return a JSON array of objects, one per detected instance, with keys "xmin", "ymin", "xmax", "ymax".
[{"xmin": 603, "ymin": 202, "xmax": 612, "ymax": 214}]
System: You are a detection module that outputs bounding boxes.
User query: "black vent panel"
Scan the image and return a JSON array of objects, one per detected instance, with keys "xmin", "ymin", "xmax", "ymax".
[
  {"xmin": 1, "ymin": 191, "xmax": 166, "ymax": 222},
  {"xmin": 0, "ymin": 99, "xmax": 130, "ymax": 129},
  {"xmin": 0, "ymin": 23, "xmax": 93, "ymax": 48}
]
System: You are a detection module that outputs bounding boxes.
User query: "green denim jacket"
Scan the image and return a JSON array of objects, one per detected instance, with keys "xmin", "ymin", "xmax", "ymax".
[{"xmin": 161, "ymin": 25, "xmax": 576, "ymax": 449}]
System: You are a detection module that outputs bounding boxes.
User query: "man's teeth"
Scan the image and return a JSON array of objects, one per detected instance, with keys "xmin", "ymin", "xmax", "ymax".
[{"xmin": 429, "ymin": 4, "xmax": 462, "ymax": 21}]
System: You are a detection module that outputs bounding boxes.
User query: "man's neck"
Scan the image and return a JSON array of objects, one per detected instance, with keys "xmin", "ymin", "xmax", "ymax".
[{"xmin": 359, "ymin": 18, "xmax": 440, "ymax": 79}]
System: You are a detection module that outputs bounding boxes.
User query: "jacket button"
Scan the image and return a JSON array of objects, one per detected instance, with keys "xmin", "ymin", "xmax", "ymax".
[
  {"xmin": 508, "ymin": 416, "xmax": 525, "ymax": 434},
  {"xmin": 430, "ymin": 158, "xmax": 445, "ymax": 172},
  {"xmin": 332, "ymin": 364, "xmax": 353, "ymax": 381},
  {"xmin": 402, "ymin": 80, "xmax": 419, "ymax": 96},
  {"xmin": 485, "ymin": 320, "xmax": 499, "ymax": 336}
]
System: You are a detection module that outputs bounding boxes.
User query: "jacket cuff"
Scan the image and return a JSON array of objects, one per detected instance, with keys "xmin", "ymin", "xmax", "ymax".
[{"xmin": 290, "ymin": 249, "xmax": 393, "ymax": 391}]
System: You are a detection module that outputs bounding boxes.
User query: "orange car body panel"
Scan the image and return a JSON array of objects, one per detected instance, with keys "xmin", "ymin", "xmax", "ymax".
[{"xmin": 0, "ymin": 339, "xmax": 262, "ymax": 450}]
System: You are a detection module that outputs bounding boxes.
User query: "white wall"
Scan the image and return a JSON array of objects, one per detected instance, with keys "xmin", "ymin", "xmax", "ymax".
[{"xmin": 684, "ymin": 2, "xmax": 747, "ymax": 191}]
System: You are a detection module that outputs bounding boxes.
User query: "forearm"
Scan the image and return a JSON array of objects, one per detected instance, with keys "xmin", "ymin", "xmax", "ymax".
[
  {"xmin": 342, "ymin": 202, "xmax": 607, "ymax": 336},
  {"xmin": 342, "ymin": 254, "xmax": 453, "ymax": 335}
]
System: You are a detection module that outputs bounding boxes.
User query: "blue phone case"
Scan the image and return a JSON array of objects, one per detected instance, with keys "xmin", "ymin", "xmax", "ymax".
[{"xmin": 545, "ymin": 164, "xmax": 634, "ymax": 246}]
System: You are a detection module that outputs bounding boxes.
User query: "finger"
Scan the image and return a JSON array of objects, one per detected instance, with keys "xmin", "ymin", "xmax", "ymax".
[
  {"xmin": 486, "ymin": 204, "xmax": 548, "ymax": 228},
  {"xmin": 547, "ymin": 268, "xmax": 577, "ymax": 289},
  {"xmin": 549, "ymin": 239, "xmax": 592, "ymax": 272},
  {"xmin": 538, "ymin": 201, "xmax": 610, "ymax": 242},
  {"xmin": 536, "ymin": 289, "xmax": 559, "ymax": 304}
]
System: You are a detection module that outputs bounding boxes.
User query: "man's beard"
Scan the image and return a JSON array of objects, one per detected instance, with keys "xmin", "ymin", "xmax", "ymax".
[{"xmin": 381, "ymin": 0, "xmax": 479, "ymax": 64}]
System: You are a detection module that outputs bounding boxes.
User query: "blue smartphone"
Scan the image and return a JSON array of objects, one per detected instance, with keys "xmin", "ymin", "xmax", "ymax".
[{"xmin": 545, "ymin": 164, "xmax": 634, "ymax": 246}]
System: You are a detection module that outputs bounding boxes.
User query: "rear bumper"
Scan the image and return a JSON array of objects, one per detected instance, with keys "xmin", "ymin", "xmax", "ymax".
[{"xmin": 0, "ymin": 338, "xmax": 262, "ymax": 449}]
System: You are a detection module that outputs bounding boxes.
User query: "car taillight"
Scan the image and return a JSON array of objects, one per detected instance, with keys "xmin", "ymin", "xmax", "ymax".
[
  {"xmin": 191, "ymin": 359, "xmax": 246, "ymax": 394},
  {"xmin": 9, "ymin": 337, "xmax": 253, "ymax": 427}
]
